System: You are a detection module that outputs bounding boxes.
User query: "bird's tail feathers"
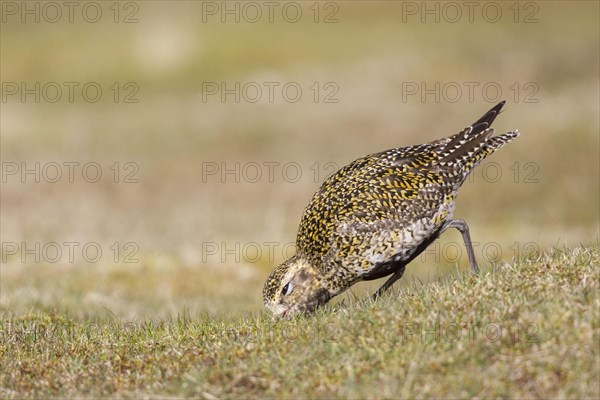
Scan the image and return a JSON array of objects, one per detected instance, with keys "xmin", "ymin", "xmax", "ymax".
[
  {"xmin": 482, "ymin": 130, "xmax": 520, "ymax": 154},
  {"xmin": 439, "ymin": 126, "xmax": 495, "ymax": 166},
  {"xmin": 443, "ymin": 100, "xmax": 505, "ymax": 151},
  {"xmin": 435, "ymin": 101, "xmax": 519, "ymax": 177},
  {"xmin": 453, "ymin": 129, "xmax": 520, "ymax": 178}
]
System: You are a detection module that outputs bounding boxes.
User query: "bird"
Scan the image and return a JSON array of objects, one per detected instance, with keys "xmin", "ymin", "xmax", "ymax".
[{"xmin": 263, "ymin": 101, "xmax": 519, "ymax": 318}]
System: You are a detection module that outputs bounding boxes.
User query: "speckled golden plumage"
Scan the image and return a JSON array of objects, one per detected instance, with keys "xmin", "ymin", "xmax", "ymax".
[{"xmin": 264, "ymin": 101, "xmax": 519, "ymax": 318}]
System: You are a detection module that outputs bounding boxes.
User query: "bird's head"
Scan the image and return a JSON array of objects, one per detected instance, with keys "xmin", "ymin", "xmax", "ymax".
[{"xmin": 263, "ymin": 255, "xmax": 332, "ymax": 318}]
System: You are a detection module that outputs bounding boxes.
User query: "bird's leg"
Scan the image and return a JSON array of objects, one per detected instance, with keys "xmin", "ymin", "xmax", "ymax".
[
  {"xmin": 447, "ymin": 219, "xmax": 480, "ymax": 273},
  {"xmin": 371, "ymin": 265, "xmax": 406, "ymax": 299}
]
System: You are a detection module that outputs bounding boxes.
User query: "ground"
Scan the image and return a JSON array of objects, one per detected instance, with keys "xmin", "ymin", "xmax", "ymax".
[{"xmin": 2, "ymin": 245, "xmax": 598, "ymax": 398}]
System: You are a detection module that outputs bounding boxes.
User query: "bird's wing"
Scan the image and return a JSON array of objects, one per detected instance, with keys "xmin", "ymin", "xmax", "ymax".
[
  {"xmin": 296, "ymin": 145, "xmax": 450, "ymax": 265},
  {"xmin": 323, "ymin": 145, "xmax": 453, "ymax": 267}
]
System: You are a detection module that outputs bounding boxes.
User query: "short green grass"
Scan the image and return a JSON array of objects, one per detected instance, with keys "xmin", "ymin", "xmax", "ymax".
[{"xmin": 2, "ymin": 245, "xmax": 598, "ymax": 398}]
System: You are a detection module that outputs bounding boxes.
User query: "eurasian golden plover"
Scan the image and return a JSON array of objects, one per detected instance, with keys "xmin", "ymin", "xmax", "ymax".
[{"xmin": 263, "ymin": 101, "xmax": 519, "ymax": 318}]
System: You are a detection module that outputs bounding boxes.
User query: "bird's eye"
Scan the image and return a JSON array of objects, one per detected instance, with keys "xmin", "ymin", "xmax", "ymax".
[{"xmin": 281, "ymin": 282, "xmax": 293, "ymax": 296}]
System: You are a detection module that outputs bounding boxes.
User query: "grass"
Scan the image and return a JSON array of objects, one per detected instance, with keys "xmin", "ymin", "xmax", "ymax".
[{"xmin": 2, "ymin": 245, "xmax": 598, "ymax": 398}]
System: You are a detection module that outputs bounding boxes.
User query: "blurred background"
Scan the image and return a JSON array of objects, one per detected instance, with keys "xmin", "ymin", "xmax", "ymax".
[{"xmin": 1, "ymin": 1, "xmax": 598, "ymax": 320}]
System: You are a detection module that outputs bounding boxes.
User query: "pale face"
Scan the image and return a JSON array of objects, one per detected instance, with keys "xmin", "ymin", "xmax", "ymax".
[{"xmin": 263, "ymin": 256, "xmax": 332, "ymax": 318}]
